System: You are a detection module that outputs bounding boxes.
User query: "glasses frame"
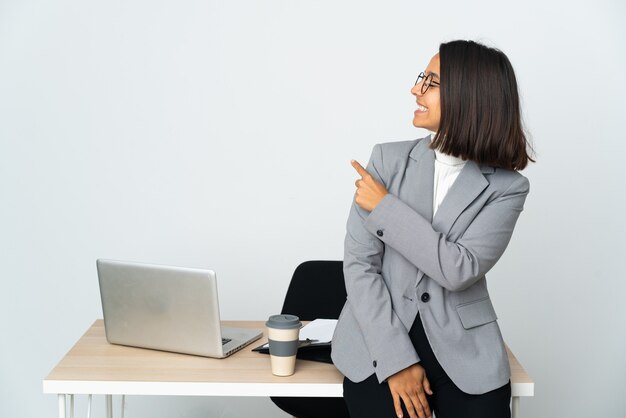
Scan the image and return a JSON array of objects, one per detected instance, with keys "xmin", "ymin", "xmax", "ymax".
[{"xmin": 414, "ymin": 72, "xmax": 440, "ymax": 94}]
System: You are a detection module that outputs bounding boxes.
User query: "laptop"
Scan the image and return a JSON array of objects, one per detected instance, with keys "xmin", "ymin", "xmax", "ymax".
[{"xmin": 96, "ymin": 259, "xmax": 262, "ymax": 358}]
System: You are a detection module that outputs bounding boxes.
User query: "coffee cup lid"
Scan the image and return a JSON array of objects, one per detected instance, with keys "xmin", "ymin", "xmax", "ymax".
[{"xmin": 266, "ymin": 314, "xmax": 301, "ymax": 329}]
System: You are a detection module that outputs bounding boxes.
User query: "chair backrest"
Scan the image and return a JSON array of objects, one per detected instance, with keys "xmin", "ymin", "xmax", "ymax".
[{"xmin": 280, "ymin": 260, "xmax": 347, "ymax": 321}]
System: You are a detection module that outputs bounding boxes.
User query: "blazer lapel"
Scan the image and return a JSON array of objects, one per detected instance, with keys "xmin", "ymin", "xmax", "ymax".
[
  {"xmin": 431, "ymin": 161, "xmax": 491, "ymax": 237},
  {"xmin": 401, "ymin": 139, "xmax": 435, "ymax": 222}
]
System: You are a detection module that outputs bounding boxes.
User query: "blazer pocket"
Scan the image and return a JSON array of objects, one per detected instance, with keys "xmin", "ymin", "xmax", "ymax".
[{"xmin": 456, "ymin": 297, "xmax": 498, "ymax": 329}]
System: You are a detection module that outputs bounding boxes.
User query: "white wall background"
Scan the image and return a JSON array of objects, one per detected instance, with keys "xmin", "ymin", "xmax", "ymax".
[{"xmin": 1, "ymin": 0, "xmax": 625, "ymax": 417}]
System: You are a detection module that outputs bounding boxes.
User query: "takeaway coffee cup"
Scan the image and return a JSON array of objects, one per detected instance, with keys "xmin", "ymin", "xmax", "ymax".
[{"xmin": 266, "ymin": 314, "xmax": 302, "ymax": 376}]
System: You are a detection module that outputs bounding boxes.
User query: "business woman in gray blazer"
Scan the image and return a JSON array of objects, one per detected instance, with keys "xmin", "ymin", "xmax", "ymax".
[{"xmin": 331, "ymin": 40, "xmax": 534, "ymax": 418}]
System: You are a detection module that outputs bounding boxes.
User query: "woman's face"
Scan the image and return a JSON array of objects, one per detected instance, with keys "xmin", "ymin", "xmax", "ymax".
[{"xmin": 411, "ymin": 53, "xmax": 441, "ymax": 132}]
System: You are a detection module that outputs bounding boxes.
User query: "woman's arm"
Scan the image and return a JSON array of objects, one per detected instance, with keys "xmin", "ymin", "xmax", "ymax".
[
  {"xmin": 344, "ymin": 151, "xmax": 420, "ymax": 384},
  {"xmin": 349, "ymin": 149, "xmax": 434, "ymax": 418},
  {"xmin": 353, "ymin": 150, "xmax": 530, "ymax": 292}
]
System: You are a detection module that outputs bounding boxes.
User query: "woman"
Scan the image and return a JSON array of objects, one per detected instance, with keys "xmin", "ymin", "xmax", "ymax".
[{"xmin": 331, "ymin": 40, "xmax": 534, "ymax": 418}]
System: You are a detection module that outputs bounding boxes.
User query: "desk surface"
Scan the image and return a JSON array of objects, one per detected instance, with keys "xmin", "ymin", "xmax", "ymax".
[{"xmin": 43, "ymin": 320, "xmax": 534, "ymax": 397}]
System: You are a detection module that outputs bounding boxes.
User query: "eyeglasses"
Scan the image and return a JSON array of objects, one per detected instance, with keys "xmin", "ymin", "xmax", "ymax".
[{"xmin": 414, "ymin": 72, "xmax": 440, "ymax": 94}]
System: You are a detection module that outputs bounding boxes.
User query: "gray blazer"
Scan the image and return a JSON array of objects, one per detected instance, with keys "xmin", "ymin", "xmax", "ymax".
[{"xmin": 331, "ymin": 136, "xmax": 529, "ymax": 395}]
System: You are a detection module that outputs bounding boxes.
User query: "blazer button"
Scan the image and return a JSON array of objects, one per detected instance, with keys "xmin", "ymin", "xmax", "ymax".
[
  {"xmin": 376, "ymin": 230, "xmax": 384, "ymax": 237},
  {"xmin": 421, "ymin": 292, "xmax": 430, "ymax": 302},
  {"xmin": 373, "ymin": 360, "xmax": 377, "ymax": 367}
]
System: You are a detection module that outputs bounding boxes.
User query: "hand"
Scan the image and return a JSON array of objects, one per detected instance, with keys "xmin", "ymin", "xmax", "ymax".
[
  {"xmin": 351, "ymin": 160, "xmax": 389, "ymax": 212},
  {"xmin": 387, "ymin": 363, "xmax": 433, "ymax": 418}
]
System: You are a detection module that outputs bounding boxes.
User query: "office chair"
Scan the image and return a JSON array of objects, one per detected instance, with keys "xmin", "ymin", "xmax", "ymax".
[{"xmin": 270, "ymin": 260, "xmax": 351, "ymax": 418}]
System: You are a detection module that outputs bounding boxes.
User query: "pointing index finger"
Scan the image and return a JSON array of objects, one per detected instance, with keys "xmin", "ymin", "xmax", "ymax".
[{"xmin": 351, "ymin": 160, "xmax": 369, "ymax": 178}]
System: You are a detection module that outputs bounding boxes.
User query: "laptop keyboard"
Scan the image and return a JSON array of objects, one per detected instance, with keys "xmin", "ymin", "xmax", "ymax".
[{"xmin": 222, "ymin": 338, "xmax": 232, "ymax": 345}]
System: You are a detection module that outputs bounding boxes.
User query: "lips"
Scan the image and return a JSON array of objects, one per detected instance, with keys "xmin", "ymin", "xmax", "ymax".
[{"xmin": 416, "ymin": 103, "xmax": 428, "ymax": 112}]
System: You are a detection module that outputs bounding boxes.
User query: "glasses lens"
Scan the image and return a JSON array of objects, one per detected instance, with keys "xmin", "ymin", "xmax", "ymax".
[{"xmin": 421, "ymin": 74, "xmax": 432, "ymax": 94}]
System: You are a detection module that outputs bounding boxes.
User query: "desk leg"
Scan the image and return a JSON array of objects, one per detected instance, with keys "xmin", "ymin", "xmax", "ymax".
[
  {"xmin": 58, "ymin": 394, "xmax": 66, "ymax": 418},
  {"xmin": 106, "ymin": 395, "xmax": 113, "ymax": 418},
  {"xmin": 512, "ymin": 396, "xmax": 520, "ymax": 418}
]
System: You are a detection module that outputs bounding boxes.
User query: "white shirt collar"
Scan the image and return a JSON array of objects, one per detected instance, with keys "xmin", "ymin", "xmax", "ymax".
[
  {"xmin": 429, "ymin": 132, "xmax": 466, "ymax": 167},
  {"xmin": 435, "ymin": 149, "xmax": 466, "ymax": 166}
]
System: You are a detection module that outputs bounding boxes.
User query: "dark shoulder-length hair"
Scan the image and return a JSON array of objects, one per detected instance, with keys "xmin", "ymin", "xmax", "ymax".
[{"xmin": 431, "ymin": 40, "xmax": 534, "ymax": 171}]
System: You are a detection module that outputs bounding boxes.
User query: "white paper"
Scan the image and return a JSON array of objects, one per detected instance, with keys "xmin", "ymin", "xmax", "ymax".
[{"xmin": 299, "ymin": 319, "xmax": 337, "ymax": 343}]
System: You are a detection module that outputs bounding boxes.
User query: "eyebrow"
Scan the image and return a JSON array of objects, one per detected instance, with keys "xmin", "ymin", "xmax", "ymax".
[{"xmin": 426, "ymin": 71, "xmax": 440, "ymax": 80}]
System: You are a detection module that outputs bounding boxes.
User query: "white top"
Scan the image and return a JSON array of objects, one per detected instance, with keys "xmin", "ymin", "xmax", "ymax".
[{"xmin": 431, "ymin": 134, "xmax": 467, "ymax": 216}]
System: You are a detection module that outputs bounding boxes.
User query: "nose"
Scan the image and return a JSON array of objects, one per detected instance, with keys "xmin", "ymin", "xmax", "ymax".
[{"xmin": 411, "ymin": 83, "xmax": 422, "ymax": 97}]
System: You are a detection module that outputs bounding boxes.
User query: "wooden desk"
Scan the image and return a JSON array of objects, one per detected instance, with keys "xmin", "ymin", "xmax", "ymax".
[{"xmin": 44, "ymin": 320, "xmax": 533, "ymax": 418}]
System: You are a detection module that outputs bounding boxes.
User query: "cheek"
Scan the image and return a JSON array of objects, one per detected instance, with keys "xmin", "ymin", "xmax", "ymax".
[
  {"xmin": 432, "ymin": 101, "xmax": 441, "ymax": 119},
  {"xmin": 434, "ymin": 105, "xmax": 441, "ymax": 120},
  {"xmin": 426, "ymin": 95, "xmax": 441, "ymax": 119}
]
